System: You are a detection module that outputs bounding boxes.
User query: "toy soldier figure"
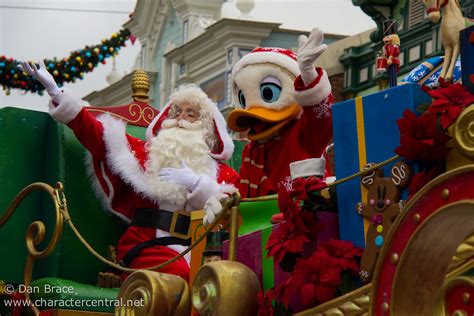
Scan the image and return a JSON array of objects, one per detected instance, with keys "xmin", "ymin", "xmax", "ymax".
[{"xmin": 382, "ymin": 19, "xmax": 401, "ymax": 88}]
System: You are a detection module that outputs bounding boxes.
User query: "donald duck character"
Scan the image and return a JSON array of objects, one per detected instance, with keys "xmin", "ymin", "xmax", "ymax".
[{"xmin": 227, "ymin": 28, "xmax": 334, "ymax": 198}]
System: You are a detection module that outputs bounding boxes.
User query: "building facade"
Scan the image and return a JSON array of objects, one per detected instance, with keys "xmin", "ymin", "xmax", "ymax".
[
  {"xmin": 341, "ymin": 0, "xmax": 474, "ymax": 97},
  {"xmin": 84, "ymin": 0, "xmax": 344, "ymax": 112}
]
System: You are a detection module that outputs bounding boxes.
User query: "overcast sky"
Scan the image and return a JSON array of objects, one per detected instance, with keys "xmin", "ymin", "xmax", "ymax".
[{"xmin": 0, "ymin": 0, "xmax": 375, "ymax": 111}]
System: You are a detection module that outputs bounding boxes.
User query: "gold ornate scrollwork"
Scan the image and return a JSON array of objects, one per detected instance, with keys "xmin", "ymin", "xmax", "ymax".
[
  {"xmin": 454, "ymin": 105, "xmax": 474, "ymax": 160},
  {"xmin": 192, "ymin": 260, "xmax": 260, "ymax": 316},
  {"xmin": 435, "ymin": 276, "xmax": 474, "ymax": 316},
  {"xmin": 0, "ymin": 182, "xmax": 64, "ymax": 286},
  {"xmin": 126, "ymin": 103, "xmax": 156, "ymax": 125},
  {"xmin": 1, "ymin": 182, "xmax": 65, "ymax": 315},
  {"xmin": 294, "ymin": 284, "xmax": 371, "ymax": 316},
  {"xmin": 115, "ymin": 270, "xmax": 190, "ymax": 316},
  {"xmin": 449, "ymin": 233, "xmax": 474, "ymax": 271}
]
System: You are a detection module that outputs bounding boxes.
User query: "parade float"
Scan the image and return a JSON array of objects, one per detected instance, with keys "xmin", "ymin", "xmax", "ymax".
[{"xmin": 1, "ymin": 8, "xmax": 474, "ymax": 316}]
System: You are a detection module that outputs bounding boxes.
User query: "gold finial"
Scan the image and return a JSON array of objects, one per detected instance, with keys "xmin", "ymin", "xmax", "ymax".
[{"xmin": 131, "ymin": 70, "xmax": 150, "ymax": 103}]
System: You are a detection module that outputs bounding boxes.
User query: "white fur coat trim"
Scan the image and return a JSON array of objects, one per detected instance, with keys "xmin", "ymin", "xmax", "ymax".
[
  {"xmin": 49, "ymin": 88, "xmax": 84, "ymax": 124},
  {"xmin": 99, "ymin": 114, "xmax": 163, "ymax": 204},
  {"xmin": 294, "ymin": 70, "xmax": 331, "ymax": 106},
  {"xmin": 232, "ymin": 52, "xmax": 300, "ymax": 78},
  {"xmin": 84, "ymin": 153, "xmax": 132, "ymax": 223}
]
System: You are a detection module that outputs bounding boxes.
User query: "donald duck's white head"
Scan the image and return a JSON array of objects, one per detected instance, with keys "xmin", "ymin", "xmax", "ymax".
[{"xmin": 227, "ymin": 47, "xmax": 303, "ymax": 141}]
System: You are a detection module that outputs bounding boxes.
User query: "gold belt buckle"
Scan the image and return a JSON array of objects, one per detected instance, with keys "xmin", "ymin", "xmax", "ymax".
[{"xmin": 169, "ymin": 210, "xmax": 192, "ymax": 239}]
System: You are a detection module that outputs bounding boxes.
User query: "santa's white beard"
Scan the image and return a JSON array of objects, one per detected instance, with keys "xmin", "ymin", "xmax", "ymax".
[{"xmin": 145, "ymin": 119, "xmax": 216, "ymax": 206}]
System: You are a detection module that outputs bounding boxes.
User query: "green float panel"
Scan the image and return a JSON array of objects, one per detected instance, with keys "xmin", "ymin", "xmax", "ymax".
[
  {"xmin": 0, "ymin": 107, "xmax": 146, "ymax": 285},
  {"xmin": 30, "ymin": 277, "xmax": 119, "ymax": 313}
]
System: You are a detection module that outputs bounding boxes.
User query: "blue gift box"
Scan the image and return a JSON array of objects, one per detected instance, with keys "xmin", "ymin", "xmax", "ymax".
[
  {"xmin": 332, "ymin": 83, "xmax": 432, "ymax": 247},
  {"xmin": 461, "ymin": 25, "xmax": 474, "ymax": 94}
]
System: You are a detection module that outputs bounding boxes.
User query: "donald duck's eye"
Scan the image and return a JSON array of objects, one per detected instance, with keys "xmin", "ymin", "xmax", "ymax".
[
  {"xmin": 260, "ymin": 76, "xmax": 282, "ymax": 103},
  {"xmin": 260, "ymin": 83, "xmax": 281, "ymax": 103},
  {"xmin": 238, "ymin": 90, "xmax": 246, "ymax": 108}
]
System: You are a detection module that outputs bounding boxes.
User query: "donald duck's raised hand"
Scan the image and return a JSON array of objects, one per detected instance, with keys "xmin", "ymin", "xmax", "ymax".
[{"xmin": 297, "ymin": 27, "xmax": 328, "ymax": 86}]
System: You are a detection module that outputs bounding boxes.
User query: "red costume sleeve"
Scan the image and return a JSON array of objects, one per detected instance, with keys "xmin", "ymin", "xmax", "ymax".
[
  {"xmin": 67, "ymin": 108, "xmax": 107, "ymax": 160},
  {"xmin": 294, "ymin": 68, "xmax": 334, "ymax": 158}
]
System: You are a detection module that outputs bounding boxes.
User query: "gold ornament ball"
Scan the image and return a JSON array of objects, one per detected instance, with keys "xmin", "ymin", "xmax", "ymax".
[
  {"xmin": 13, "ymin": 74, "xmax": 18, "ymax": 79},
  {"xmin": 87, "ymin": 63, "xmax": 93, "ymax": 69},
  {"xmin": 76, "ymin": 56, "xmax": 82, "ymax": 62},
  {"xmin": 112, "ymin": 33, "xmax": 118, "ymax": 38},
  {"xmin": 93, "ymin": 48, "xmax": 100, "ymax": 54},
  {"xmin": 64, "ymin": 73, "xmax": 69, "ymax": 79},
  {"xmin": 53, "ymin": 70, "xmax": 59, "ymax": 76}
]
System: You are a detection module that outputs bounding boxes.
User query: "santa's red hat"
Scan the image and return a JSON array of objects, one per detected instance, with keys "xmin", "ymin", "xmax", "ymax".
[
  {"xmin": 146, "ymin": 84, "xmax": 234, "ymax": 161},
  {"xmin": 231, "ymin": 47, "xmax": 300, "ymax": 78}
]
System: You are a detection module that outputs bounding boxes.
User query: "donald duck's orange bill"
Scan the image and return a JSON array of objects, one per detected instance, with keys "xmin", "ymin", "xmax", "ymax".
[{"xmin": 227, "ymin": 104, "xmax": 301, "ymax": 141}]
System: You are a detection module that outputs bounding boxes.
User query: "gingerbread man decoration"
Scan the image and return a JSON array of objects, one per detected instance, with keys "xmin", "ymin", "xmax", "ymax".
[{"xmin": 356, "ymin": 161, "xmax": 411, "ymax": 283}]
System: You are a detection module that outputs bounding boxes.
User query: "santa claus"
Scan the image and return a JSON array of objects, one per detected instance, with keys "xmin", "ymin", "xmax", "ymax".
[{"xmin": 19, "ymin": 61, "xmax": 239, "ymax": 281}]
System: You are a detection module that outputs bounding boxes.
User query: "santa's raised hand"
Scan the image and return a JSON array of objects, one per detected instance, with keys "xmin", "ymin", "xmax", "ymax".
[
  {"xmin": 297, "ymin": 27, "xmax": 327, "ymax": 86},
  {"xmin": 18, "ymin": 61, "xmax": 61, "ymax": 101}
]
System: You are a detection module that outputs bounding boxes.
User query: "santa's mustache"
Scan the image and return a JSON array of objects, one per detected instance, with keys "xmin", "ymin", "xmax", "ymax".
[{"xmin": 161, "ymin": 118, "xmax": 203, "ymax": 130}]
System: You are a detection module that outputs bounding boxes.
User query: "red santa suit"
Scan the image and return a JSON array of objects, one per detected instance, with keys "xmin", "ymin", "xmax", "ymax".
[
  {"xmin": 227, "ymin": 48, "xmax": 333, "ymax": 198},
  {"xmin": 48, "ymin": 89, "xmax": 238, "ymax": 281}
]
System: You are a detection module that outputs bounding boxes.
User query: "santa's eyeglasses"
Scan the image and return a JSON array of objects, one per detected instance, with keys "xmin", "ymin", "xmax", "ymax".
[{"xmin": 168, "ymin": 103, "xmax": 202, "ymax": 123}]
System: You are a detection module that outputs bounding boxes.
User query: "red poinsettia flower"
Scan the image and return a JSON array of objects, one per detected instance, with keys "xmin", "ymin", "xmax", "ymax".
[
  {"xmin": 277, "ymin": 188, "xmax": 312, "ymax": 234},
  {"xmin": 428, "ymin": 83, "xmax": 474, "ymax": 129},
  {"xmin": 408, "ymin": 167, "xmax": 440, "ymax": 199},
  {"xmin": 290, "ymin": 177, "xmax": 328, "ymax": 201},
  {"xmin": 266, "ymin": 221, "xmax": 310, "ymax": 264},
  {"xmin": 395, "ymin": 110, "xmax": 451, "ymax": 161},
  {"xmin": 257, "ymin": 289, "xmax": 275, "ymax": 316},
  {"xmin": 273, "ymin": 276, "xmax": 298, "ymax": 311},
  {"xmin": 289, "ymin": 251, "xmax": 343, "ymax": 310},
  {"xmin": 321, "ymin": 239, "xmax": 363, "ymax": 275}
]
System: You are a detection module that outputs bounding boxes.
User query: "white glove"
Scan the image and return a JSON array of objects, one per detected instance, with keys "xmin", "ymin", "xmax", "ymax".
[
  {"xmin": 297, "ymin": 27, "xmax": 328, "ymax": 86},
  {"xmin": 18, "ymin": 61, "xmax": 61, "ymax": 100},
  {"xmin": 159, "ymin": 161, "xmax": 200, "ymax": 192},
  {"xmin": 203, "ymin": 193, "xmax": 228, "ymax": 227}
]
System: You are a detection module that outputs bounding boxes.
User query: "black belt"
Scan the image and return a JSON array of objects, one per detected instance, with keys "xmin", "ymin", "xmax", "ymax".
[
  {"xmin": 120, "ymin": 236, "xmax": 191, "ymax": 268},
  {"xmin": 132, "ymin": 208, "xmax": 191, "ymax": 238}
]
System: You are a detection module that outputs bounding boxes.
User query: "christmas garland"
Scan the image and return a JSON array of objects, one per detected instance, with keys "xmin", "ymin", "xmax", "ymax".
[{"xmin": 0, "ymin": 28, "xmax": 131, "ymax": 95}]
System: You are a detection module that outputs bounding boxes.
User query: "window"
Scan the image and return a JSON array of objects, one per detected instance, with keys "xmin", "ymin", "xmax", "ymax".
[
  {"xmin": 201, "ymin": 74, "xmax": 226, "ymax": 109},
  {"xmin": 238, "ymin": 49, "xmax": 251, "ymax": 58},
  {"xmin": 179, "ymin": 63, "xmax": 186, "ymax": 76},
  {"xmin": 408, "ymin": 46, "xmax": 421, "ymax": 63},
  {"xmin": 140, "ymin": 42, "xmax": 147, "ymax": 69},
  {"xmin": 227, "ymin": 49, "xmax": 234, "ymax": 65},
  {"xmin": 425, "ymin": 39, "xmax": 433, "ymax": 56},
  {"xmin": 359, "ymin": 67, "xmax": 368, "ymax": 83},
  {"xmin": 399, "ymin": 51, "xmax": 405, "ymax": 67},
  {"xmin": 346, "ymin": 67, "xmax": 352, "ymax": 88},
  {"xmin": 408, "ymin": 0, "xmax": 426, "ymax": 28},
  {"xmin": 372, "ymin": 63, "xmax": 378, "ymax": 77},
  {"xmin": 183, "ymin": 19, "xmax": 189, "ymax": 42}
]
